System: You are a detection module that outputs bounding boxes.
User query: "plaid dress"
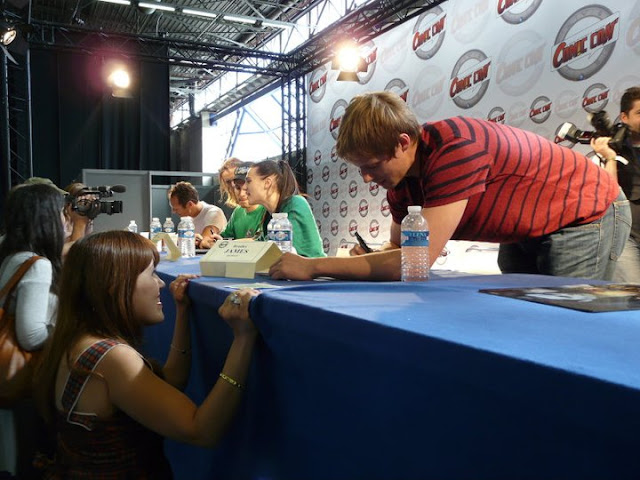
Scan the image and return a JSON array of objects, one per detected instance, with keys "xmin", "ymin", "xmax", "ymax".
[{"xmin": 41, "ymin": 339, "xmax": 173, "ymax": 479}]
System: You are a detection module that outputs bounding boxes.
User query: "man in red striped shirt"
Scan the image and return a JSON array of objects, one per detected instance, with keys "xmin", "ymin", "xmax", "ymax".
[{"xmin": 269, "ymin": 91, "xmax": 630, "ymax": 281}]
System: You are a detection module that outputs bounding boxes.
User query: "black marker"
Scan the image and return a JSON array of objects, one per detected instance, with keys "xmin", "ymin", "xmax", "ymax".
[{"xmin": 354, "ymin": 231, "xmax": 373, "ymax": 253}]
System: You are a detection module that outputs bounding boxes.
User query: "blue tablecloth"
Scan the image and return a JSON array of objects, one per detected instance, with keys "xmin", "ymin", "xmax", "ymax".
[{"xmin": 144, "ymin": 256, "xmax": 640, "ymax": 480}]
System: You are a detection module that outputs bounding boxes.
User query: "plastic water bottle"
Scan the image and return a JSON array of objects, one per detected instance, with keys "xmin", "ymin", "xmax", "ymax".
[
  {"xmin": 127, "ymin": 220, "xmax": 138, "ymax": 234},
  {"xmin": 267, "ymin": 215, "xmax": 277, "ymax": 242},
  {"xmin": 401, "ymin": 205, "xmax": 429, "ymax": 282},
  {"xmin": 162, "ymin": 217, "xmax": 175, "ymax": 253},
  {"xmin": 177, "ymin": 216, "xmax": 196, "ymax": 257},
  {"xmin": 149, "ymin": 217, "xmax": 162, "ymax": 251},
  {"xmin": 272, "ymin": 212, "xmax": 293, "ymax": 253}
]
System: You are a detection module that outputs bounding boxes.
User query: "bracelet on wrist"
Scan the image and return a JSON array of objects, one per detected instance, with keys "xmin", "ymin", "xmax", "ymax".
[
  {"xmin": 170, "ymin": 343, "xmax": 191, "ymax": 355},
  {"xmin": 219, "ymin": 372, "xmax": 243, "ymax": 390}
]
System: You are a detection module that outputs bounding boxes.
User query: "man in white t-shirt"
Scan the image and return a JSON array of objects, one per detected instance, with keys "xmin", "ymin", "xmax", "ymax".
[{"xmin": 168, "ymin": 181, "xmax": 227, "ymax": 248}]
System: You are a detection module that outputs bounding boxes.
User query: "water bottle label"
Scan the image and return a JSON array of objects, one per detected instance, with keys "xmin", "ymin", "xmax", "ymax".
[
  {"xmin": 401, "ymin": 230, "xmax": 429, "ymax": 247},
  {"xmin": 151, "ymin": 227, "xmax": 162, "ymax": 234},
  {"xmin": 178, "ymin": 229, "xmax": 195, "ymax": 239},
  {"xmin": 274, "ymin": 230, "xmax": 291, "ymax": 242},
  {"xmin": 163, "ymin": 227, "xmax": 173, "ymax": 233}
]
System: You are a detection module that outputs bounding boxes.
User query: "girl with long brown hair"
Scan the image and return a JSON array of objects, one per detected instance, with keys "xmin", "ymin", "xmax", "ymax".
[{"xmin": 34, "ymin": 231, "xmax": 258, "ymax": 478}]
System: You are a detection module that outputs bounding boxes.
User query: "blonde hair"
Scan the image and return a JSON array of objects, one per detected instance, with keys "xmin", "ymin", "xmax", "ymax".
[
  {"xmin": 218, "ymin": 157, "xmax": 243, "ymax": 207},
  {"xmin": 336, "ymin": 91, "xmax": 422, "ymax": 162}
]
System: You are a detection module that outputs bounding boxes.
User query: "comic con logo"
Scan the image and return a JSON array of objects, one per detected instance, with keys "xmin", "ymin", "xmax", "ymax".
[
  {"xmin": 348, "ymin": 181, "xmax": 358, "ymax": 198},
  {"xmin": 313, "ymin": 185, "xmax": 322, "ymax": 201},
  {"xmin": 555, "ymin": 89, "xmax": 581, "ymax": 119},
  {"xmin": 380, "ymin": 198, "xmax": 391, "ymax": 217},
  {"xmin": 385, "ymin": 79, "xmax": 409, "ymax": 102},
  {"xmin": 411, "ymin": 64, "xmax": 446, "ymax": 120},
  {"xmin": 348, "ymin": 220, "xmax": 358, "ymax": 236},
  {"xmin": 369, "ymin": 182, "xmax": 380, "ymax": 197},
  {"xmin": 321, "ymin": 165, "xmax": 330, "ymax": 182},
  {"xmin": 330, "ymin": 219, "xmax": 339, "ymax": 236},
  {"xmin": 354, "ymin": 41, "xmax": 378, "ymax": 85},
  {"xmin": 369, "ymin": 219, "xmax": 380, "ymax": 238},
  {"xmin": 487, "ymin": 106, "xmax": 506, "ymax": 123},
  {"xmin": 529, "ymin": 96, "xmax": 552, "ymax": 124},
  {"xmin": 331, "ymin": 145, "xmax": 339, "ymax": 162},
  {"xmin": 412, "ymin": 6, "xmax": 447, "ymax": 60},
  {"xmin": 322, "ymin": 202, "xmax": 330, "ymax": 219},
  {"xmin": 322, "ymin": 237, "xmax": 330, "ymax": 254},
  {"xmin": 339, "ymin": 200, "xmax": 348, "ymax": 218},
  {"xmin": 450, "ymin": 0, "xmax": 491, "ymax": 44},
  {"xmin": 330, "ymin": 182, "xmax": 339, "ymax": 199},
  {"xmin": 329, "ymin": 99, "xmax": 348, "ymax": 140},
  {"xmin": 306, "ymin": 168, "xmax": 313, "ymax": 185},
  {"xmin": 552, "ymin": 5, "xmax": 620, "ymax": 81},
  {"xmin": 358, "ymin": 199, "xmax": 369, "ymax": 218},
  {"xmin": 339, "ymin": 162, "xmax": 349, "ymax": 179},
  {"xmin": 582, "ymin": 83, "xmax": 610, "ymax": 114},
  {"xmin": 308, "ymin": 66, "xmax": 328, "ymax": 103},
  {"xmin": 313, "ymin": 149, "xmax": 322, "ymax": 166},
  {"xmin": 496, "ymin": 30, "xmax": 545, "ymax": 97},
  {"xmin": 507, "ymin": 101, "xmax": 529, "ymax": 127},
  {"xmin": 497, "ymin": 0, "xmax": 542, "ymax": 24},
  {"xmin": 450, "ymin": 49, "xmax": 491, "ymax": 109}
]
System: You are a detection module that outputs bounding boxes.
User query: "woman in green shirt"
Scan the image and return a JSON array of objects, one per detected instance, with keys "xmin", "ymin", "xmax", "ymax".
[
  {"xmin": 201, "ymin": 159, "xmax": 265, "ymax": 248},
  {"xmin": 243, "ymin": 160, "xmax": 326, "ymax": 258}
]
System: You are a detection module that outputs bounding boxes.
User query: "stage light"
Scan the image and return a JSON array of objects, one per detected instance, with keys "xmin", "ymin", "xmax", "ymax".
[
  {"xmin": 107, "ymin": 66, "xmax": 133, "ymax": 98},
  {"xmin": 332, "ymin": 42, "xmax": 367, "ymax": 82},
  {"xmin": 1, "ymin": 24, "xmax": 17, "ymax": 46}
]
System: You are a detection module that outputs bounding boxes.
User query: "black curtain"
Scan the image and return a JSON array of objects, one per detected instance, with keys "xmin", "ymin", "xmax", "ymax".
[{"xmin": 30, "ymin": 47, "xmax": 170, "ymax": 189}]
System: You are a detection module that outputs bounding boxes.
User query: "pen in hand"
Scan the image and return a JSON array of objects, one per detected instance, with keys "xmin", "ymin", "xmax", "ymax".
[{"xmin": 354, "ymin": 231, "xmax": 373, "ymax": 254}]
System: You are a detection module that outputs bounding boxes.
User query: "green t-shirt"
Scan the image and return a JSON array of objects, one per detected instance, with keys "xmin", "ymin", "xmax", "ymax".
[
  {"xmin": 257, "ymin": 195, "xmax": 326, "ymax": 258},
  {"xmin": 219, "ymin": 205, "xmax": 266, "ymax": 240}
]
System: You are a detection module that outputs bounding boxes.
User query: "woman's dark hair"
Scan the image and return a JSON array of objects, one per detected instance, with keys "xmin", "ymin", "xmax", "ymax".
[
  {"xmin": 34, "ymin": 231, "xmax": 159, "ymax": 423},
  {"xmin": 0, "ymin": 183, "xmax": 65, "ymax": 288},
  {"xmin": 251, "ymin": 159, "xmax": 300, "ymax": 213}
]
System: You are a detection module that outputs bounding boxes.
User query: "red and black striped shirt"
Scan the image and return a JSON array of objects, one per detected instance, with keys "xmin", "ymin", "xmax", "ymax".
[{"xmin": 387, "ymin": 117, "xmax": 618, "ymax": 243}]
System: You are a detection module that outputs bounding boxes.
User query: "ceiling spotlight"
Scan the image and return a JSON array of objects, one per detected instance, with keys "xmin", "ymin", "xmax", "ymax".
[
  {"xmin": 1, "ymin": 25, "xmax": 17, "ymax": 46},
  {"xmin": 332, "ymin": 42, "xmax": 367, "ymax": 82},
  {"xmin": 111, "ymin": 69, "xmax": 130, "ymax": 89},
  {"xmin": 107, "ymin": 65, "xmax": 133, "ymax": 97}
]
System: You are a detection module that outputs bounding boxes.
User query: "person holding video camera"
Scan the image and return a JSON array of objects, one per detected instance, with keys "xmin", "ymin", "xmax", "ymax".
[
  {"xmin": 62, "ymin": 182, "xmax": 94, "ymax": 256},
  {"xmin": 591, "ymin": 86, "xmax": 640, "ymax": 283}
]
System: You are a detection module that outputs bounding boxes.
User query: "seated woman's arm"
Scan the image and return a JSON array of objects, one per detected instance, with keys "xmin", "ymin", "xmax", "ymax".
[{"xmin": 285, "ymin": 196, "xmax": 325, "ymax": 258}]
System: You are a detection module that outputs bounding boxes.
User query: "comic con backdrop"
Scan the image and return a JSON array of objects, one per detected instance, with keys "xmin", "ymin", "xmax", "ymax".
[{"xmin": 305, "ymin": 0, "xmax": 639, "ymax": 257}]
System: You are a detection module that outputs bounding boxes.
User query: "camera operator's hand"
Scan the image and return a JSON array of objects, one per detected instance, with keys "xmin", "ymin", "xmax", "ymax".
[{"xmin": 590, "ymin": 136, "xmax": 616, "ymax": 163}]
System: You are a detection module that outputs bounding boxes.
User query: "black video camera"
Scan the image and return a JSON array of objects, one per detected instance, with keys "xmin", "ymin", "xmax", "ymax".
[
  {"xmin": 68, "ymin": 185, "xmax": 126, "ymax": 220},
  {"xmin": 555, "ymin": 111, "xmax": 629, "ymax": 154}
]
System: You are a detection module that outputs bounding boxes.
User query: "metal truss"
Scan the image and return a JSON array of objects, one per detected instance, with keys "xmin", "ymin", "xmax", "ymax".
[
  {"xmin": 281, "ymin": 72, "xmax": 305, "ymax": 188},
  {"xmin": 29, "ymin": 21, "xmax": 296, "ymax": 77}
]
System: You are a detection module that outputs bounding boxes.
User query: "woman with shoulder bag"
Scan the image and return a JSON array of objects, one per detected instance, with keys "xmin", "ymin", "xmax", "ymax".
[{"xmin": 0, "ymin": 182, "xmax": 66, "ymax": 478}]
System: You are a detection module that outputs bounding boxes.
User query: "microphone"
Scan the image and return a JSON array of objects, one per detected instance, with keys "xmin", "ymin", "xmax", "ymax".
[{"xmin": 98, "ymin": 185, "xmax": 127, "ymax": 193}]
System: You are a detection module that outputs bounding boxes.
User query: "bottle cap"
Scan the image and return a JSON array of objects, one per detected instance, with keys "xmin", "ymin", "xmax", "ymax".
[
  {"xmin": 166, "ymin": 217, "xmax": 172, "ymax": 222},
  {"xmin": 408, "ymin": 205, "xmax": 422, "ymax": 213},
  {"xmin": 152, "ymin": 217, "xmax": 159, "ymax": 222}
]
